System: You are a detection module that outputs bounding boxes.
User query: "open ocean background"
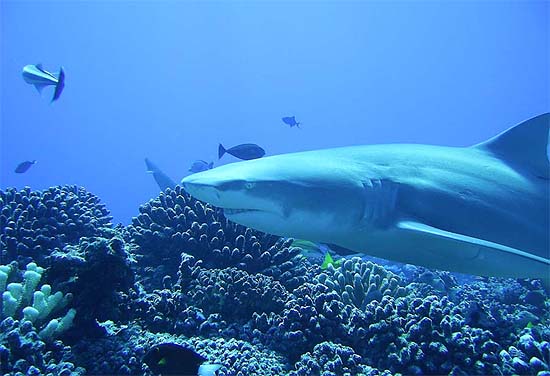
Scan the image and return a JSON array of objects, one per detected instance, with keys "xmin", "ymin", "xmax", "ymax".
[{"xmin": 1, "ymin": 1, "xmax": 548, "ymax": 224}]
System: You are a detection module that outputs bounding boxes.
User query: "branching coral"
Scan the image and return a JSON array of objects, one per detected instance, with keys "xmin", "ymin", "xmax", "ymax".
[
  {"xmin": 178, "ymin": 254, "xmax": 290, "ymax": 321},
  {"xmin": 317, "ymin": 258, "xmax": 407, "ymax": 310},
  {"xmin": 0, "ymin": 316, "xmax": 84, "ymax": 375},
  {"xmin": 290, "ymin": 341, "xmax": 390, "ymax": 376},
  {"xmin": 1, "ymin": 185, "xmax": 548, "ymax": 376},
  {"xmin": 0, "ymin": 186, "xmax": 112, "ymax": 267},
  {"xmin": 46, "ymin": 236, "xmax": 135, "ymax": 338},
  {"xmin": 0, "ymin": 262, "xmax": 75, "ymax": 341},
  {"xmin": 128, "ymin": 186, "xmax": 308, "ymax": 290}
]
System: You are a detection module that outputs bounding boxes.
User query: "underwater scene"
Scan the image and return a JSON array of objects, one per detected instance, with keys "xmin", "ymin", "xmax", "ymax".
[{"xmin": 0, "ymin": 1, "xmax": 549, "ymax": 376}]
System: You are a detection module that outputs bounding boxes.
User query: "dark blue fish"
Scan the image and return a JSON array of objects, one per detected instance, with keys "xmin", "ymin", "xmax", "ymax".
[
  {"xmin": 14, "ymin": 160, "xmax": 36, "ymax": 173},
  {"xmin": 218, "ymin": 143, "xmax": 265, "ymax": 160},
  {"xmin": 282, "ymin": 116, "xmax": 301, "ymax": 128},
  {"xmin": 143, "ymin": 343, "xmax": 222, "ymax": 376},
  {"xmin": 189, "ymin": 160, "xmax": 214, "ymax": 173},
  {"xmin": 22, "ymin": 64, "xmax": 65, "ymax": 102}
]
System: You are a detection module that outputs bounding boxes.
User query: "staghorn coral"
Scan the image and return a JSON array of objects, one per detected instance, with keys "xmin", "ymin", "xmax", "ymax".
[
  {"xmin": 0, "ymin": 186, "xmax": 112, "ymax": 267},
  {"xmin": 128, "ymin": 186, "xmax": 309, "ymax": 290}
]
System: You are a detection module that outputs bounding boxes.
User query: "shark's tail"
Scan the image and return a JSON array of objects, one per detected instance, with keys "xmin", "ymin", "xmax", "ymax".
[
  {"xmin": 218, "ymin": 144, "xmax": 226, "ymax": 159},
  {"xmin": 144, "ymin": 158, "xmax": 177, "ymax": 191},
  {"xmin": 51, "ymin": 67, "xmax": 65, "ymax": 102}
]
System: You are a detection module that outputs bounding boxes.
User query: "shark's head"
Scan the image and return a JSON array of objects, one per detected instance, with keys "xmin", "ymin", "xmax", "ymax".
[{"xmin": 181, "ymin": 151, "xmax": 367, "ymax": 243}]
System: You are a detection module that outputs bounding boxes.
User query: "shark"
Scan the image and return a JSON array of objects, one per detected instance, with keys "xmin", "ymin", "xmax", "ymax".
[
  {"xmin": 145, "ymin": 158, "xmax": 177, "ymax": 191},
  {"xmin": 22, "ymin": 64, "xmax": 65, "ymax": 102},
  {"xmin": 181, "ymin": 114, "xmax": 550, "ymax": 281}
]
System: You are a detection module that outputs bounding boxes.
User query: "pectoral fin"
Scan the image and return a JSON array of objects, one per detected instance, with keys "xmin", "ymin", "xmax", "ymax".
[{"xmin": 395, "ymin": 221, "xmax": 550, "ymax": 278}]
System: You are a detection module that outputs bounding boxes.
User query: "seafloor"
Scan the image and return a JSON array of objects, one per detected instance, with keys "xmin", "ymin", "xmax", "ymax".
[{"xmin": 0, "ymin": 185, "xmax": 548, "ymax": 376}]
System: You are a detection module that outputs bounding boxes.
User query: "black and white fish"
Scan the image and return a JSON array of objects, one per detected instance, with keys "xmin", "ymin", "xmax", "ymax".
[{"xmin": 22, "ymin": 64, "xmax": 65, "ymax": 102}]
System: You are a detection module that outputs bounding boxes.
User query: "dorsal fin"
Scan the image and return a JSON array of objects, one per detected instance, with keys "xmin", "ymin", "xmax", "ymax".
[{"xmin": 473, "ymin": 113, "xmax": 550, "ymax": 179}]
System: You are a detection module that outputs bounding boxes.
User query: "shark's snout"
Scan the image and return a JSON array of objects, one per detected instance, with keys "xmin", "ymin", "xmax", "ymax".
[{"xmin": 181, "ymin": 174, "xmax": 222, "ymax": 205}]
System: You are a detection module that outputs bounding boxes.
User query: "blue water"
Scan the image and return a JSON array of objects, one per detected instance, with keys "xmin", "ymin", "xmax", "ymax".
[
  {"xmin": 1, "ymin": 3, "xmax": 550, "ymax": 376},
  {"xmin": 1, "ymin": 1, "xmax": 547, "ymax": 224}
]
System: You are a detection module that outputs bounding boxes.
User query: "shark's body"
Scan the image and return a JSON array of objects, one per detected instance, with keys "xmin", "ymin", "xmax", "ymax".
[
  {"xmin": 182, "ymin": 114, "xmax": 550, "ymax": 280},
  {"xmin": 22, "ymin": 64, "xmax": 65, "ymax": 102}
]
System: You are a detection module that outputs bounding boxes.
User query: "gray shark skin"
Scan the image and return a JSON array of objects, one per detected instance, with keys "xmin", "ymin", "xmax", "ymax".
[
  {"xmin": 181, "ymin": 114, "xmax": 550, "ymax": 280},
  {"xmin": 145, "ymin": 158, "xmax": 177, "ymax": 191}
]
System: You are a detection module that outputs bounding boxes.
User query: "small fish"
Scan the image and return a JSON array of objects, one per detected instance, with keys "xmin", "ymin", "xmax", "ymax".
[
  {"xmin": 321, "ymin": 251, "xmax": 342, "ymax": 270},
  {"xmin": 14, "ymin": 160, "xmax": 36, "ymax": 173},
  {"xmin": 282, "ymin": 116, "xmax": 301, "ymax": 128},
  {"xmin": 189, "ymin": 160, "xmax": 214, "ymax": 173},
  {"xmin": 291, "ymin": 239, "xmax": 321, "ymax": 251},
  {"xmin": 22, "ymin": 64, "xmax": 65, "ymax": 102},
  {"xmin": 290, "ymin": 239, "xmax": 325, "ymax": 259},
  {"xmin": 218, "ymin": 143, "xmax": 265, "ymax": 160},
  {"xmin": 143, "ymin": 343, "xmax": 222, "ymax": 376}
]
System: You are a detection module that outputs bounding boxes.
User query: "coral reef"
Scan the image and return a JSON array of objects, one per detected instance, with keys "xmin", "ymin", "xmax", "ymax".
[
  {"xmin": 178, "ymin": 255, "xmax": 290, "ymax": 321},
  {"xmin": 1, "ymin": 262, "xmax": 75, "ymax": 341},
  {"xmin": 0, "ymin": 317, "xmax": 83, "ymax": 375},
  {"xmin": 127, "ymin": 186, "xmax": 309, "ymax": 290},
  {"xmin": 290, "ymin": 342, "xmax": 390, "ymax": 376},
  {"xmin": 49, "ymin": 236, "xmax": 136, "ymax": 339},
  {"xmin": 0, "ymin": 186, "xmax": 112, "ymax": 267},
  {"xmin": 248, "ymin": 257, "xmax": 409, "ymax": 360},
  {"xmin": 318, "ymin": 258, "xmax": 407, "ymax": 310},
  {"xmin": 72, "ymin": 321, "xmax": 289, "ymax": 376},
  {"xmin": 1, "ymin": 186, "xmax": 549, "ymax": 375}
]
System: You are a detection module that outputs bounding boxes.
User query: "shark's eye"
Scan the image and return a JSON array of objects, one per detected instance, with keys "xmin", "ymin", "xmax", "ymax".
[{"xmin": 245, "ymin": 182, "xmax": 255, "ymax": 189}]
